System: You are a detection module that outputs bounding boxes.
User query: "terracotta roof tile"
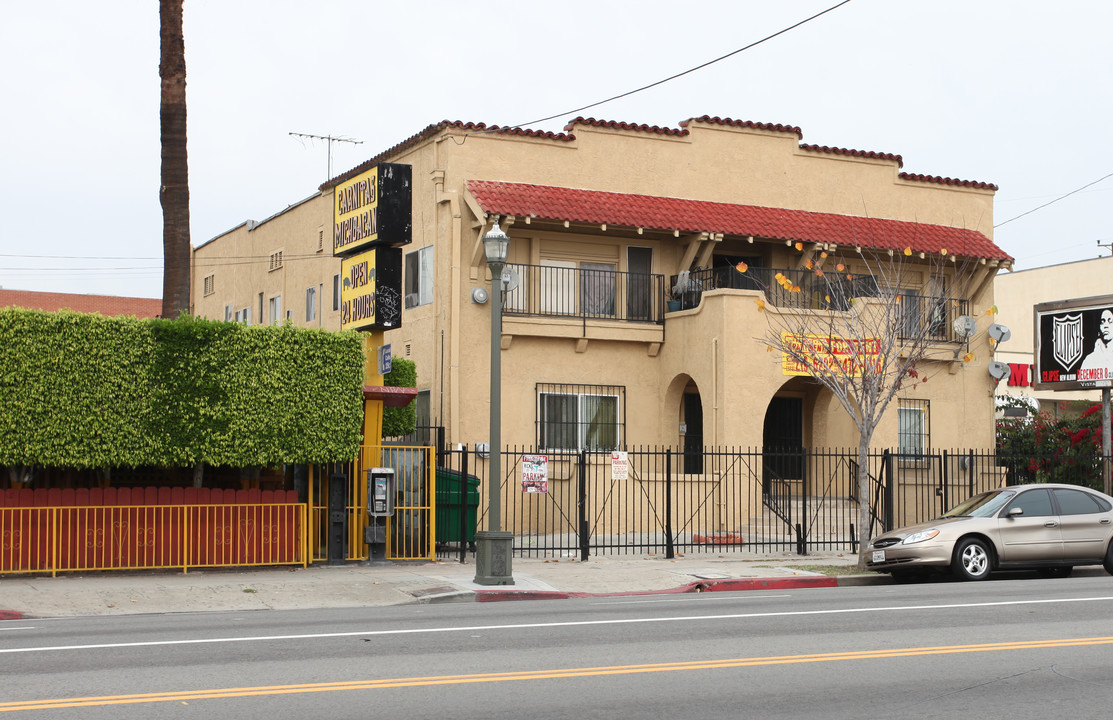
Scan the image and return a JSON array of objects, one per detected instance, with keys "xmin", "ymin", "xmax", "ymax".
[
  {"xmin": 799, "ymin": 143, "xmax": 904, "ymax": 167},
  {"xmin": 899, "ymin": 172, "xmax": 999, "ymax": 191},
  {"xmin": 0, "ymin": 289, "xmax": 162, "ymax": 318},
  {"xmin": 466, "ymin": 180, "xmax": 1010, "ymax": 261}
]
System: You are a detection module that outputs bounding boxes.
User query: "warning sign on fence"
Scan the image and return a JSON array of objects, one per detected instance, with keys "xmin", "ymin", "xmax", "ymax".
[
  {"xmin": 521, "ymin": 454, "xmax": 548, "ymax": 493},
  {"xmin": 611, "ymin": 451, "xmax": 629, "ymax": 480}
]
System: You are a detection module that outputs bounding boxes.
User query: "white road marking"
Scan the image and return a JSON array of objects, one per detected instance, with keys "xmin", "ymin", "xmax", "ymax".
[{"xmin": 4, "ymin": 595, "xmax": 1113, "ymax": 654}]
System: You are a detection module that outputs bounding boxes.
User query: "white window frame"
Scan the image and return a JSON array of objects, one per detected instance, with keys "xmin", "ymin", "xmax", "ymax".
[
  {"xmin": 268, "ymin": 295, "xmax": 282, "ymax": 325},
  {"xmin": 305, "ymin": 286, "xmax": 317, "ymax": 323},
  {"xmin": 538, "ymin": 387, "xmax": 622, "ymax": 451},
  {"xmin": 404, "ymin": 245, "xmax": 434, "ymax": 309},
  {"xmin": 898, "ymin": 399, "xmax": 930, "ymax": 464}
]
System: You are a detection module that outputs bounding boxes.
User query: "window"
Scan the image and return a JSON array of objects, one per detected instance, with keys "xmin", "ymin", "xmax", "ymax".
[
  {"xmin": 224, "ymin": 304, "xmax": 233, "ymax": 322},
  {"xmin": 897, "ymin": 399, "xmax": 930, "ymax": 461},
  {"xmin": 1053, "ymin": 488, "xmax": 1111, "ymax": 515},
  {"xmin": 317, "ymin": 227, "xmax": 325, "ymax": 253},
  {"xmin": 332, "ymin": 273, "xmax": 341, "ymax": 311},
  {"xmin": 269, "ymin": 251, "xmax": 284, "ymax": 271},
  {"xmin": 203, "ymin": 274, "xmax": 215, "ymax": 296},
  {"xmin": 305, "ymin": 286, "xmax": 317, "ymax": 323},
  {"xmin": 537, "ymin": 383, "xmax": 624, "ymax": 451},
  {"xmin": 1006, "ymin": 488, "xmax": 1053, "ymax": 517},
  {"xmin": 268, "ymin": 295, "xmax": 282, "ymax": 325},
  {"xmin": 404, "ymin": 246, "xmax": 434, "ymax": 308}
]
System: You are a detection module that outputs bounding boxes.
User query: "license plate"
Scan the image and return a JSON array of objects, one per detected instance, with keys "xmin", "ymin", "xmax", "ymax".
[{"xmin": 872, "ymin": 550, "xmax": 886, "ymax": 563}]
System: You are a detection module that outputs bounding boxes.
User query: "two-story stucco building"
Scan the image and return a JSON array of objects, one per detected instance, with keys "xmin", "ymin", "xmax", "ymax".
[{"xmin": 193, "ymin": 115, "xmax": 1010, "ymax": 460}]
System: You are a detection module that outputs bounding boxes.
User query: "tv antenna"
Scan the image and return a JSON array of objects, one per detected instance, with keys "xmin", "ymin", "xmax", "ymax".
[{"xmin": 289, "ymin": 132, "xmax": 363, "ymax": 180}]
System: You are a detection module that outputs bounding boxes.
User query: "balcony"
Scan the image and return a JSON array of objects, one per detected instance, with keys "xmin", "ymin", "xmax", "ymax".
[
  {"xmin": 502, "ymin": 263, "xmax": 666, "ymax": 324},
  {"xmin": 669, "ymin": 266, "xmax": 970, "ymax": 342}
]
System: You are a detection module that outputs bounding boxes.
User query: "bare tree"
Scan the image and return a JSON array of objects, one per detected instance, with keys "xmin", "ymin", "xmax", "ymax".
[
  {"xmin": 159, "ymin": 0, "xmax": 191, "ymax": 319},
  {"xmin": 740, "ymin": 244, "xmax": 989, "ymax": 563}
]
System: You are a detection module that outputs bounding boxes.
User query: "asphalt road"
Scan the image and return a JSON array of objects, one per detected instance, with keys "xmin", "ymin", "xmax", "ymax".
[{"xmin": 4, "ymin": 574, "xmax": 1113, "ymax": 718}]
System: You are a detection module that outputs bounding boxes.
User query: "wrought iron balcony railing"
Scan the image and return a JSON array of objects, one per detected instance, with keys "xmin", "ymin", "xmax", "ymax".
[
  {"xmin": 502, "ymin": 263, "xmax": 666, "ymax": 324},
  {"xmin": 669, "ymin": 265, "xmax": 970, "ymax": 341}
]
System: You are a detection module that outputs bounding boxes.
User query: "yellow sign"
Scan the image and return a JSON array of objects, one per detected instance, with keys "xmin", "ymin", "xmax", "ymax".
[
  {"xmin": 340, "ymin": 250, "xmax": 378, "ymax": 331},
  {"xmin": 333, "ymin": 167, "xmax": 379, "ymax": 256},
  {"xmin": 781, "ymin": 332, "xmax": 882, "ymax": 377}
]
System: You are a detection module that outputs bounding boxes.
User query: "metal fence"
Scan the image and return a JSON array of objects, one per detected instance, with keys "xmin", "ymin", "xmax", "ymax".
[{"xmin": 432, "ymin": 446, "xmax": 1112, "ymax": 561}]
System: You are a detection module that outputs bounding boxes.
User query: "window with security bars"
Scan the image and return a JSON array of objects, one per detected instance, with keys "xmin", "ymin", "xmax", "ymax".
[
  {"xmin": 898, "ymin": 399, "xmax": 930, "ymax": 463},
  {"xmin": 537, "ymin": 383, "xmax": 624, "ymax": 451}
]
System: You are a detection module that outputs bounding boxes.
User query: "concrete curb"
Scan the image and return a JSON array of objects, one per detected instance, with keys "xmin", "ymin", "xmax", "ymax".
[
  {"xmin": 472, "ymin": 575, "xmax": 849, "ymax": 603},
  {"xmin": 0, "ymin": 610, "xmax": 25, "ymax": 620}
]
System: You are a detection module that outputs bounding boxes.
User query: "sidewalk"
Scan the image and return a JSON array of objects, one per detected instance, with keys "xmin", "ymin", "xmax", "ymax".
[{"xmin": 0, "ymin": 552, "xmax": 877, "ymax": 619}]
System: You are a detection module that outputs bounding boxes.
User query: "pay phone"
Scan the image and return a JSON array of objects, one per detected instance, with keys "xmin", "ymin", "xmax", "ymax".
[
  {"xmin": 365, "ymin": 467, "xmax": 395, "ymax": 561},
  {"xmin": 367, "ymin": 467, "xmax": 396, "ymax": 517}
]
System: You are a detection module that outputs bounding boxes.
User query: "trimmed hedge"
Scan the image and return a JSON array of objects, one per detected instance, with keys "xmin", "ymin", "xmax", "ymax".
[
  {"xmin": 382, "ymin": 357, "xmax": 417, "ymax": 437},
  {"xmin": 0, "ymin": 309, "xmax": 364, "ymax": 469}
]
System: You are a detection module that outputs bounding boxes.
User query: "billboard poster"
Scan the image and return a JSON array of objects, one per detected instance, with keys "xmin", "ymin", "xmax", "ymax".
[
  {"xmin": 339, "ymin": 247, "xmax": 402, "ymax": 332},
  {"xmin": 1033, "ymin": 294, "xmax": 1113, "ymax": 390},
  {"xmin": 332, "ymin": 163, "xmax": 412, "ymax": 256},
  {"xmin": 521, "ymin": 454, "xmax": 548, "ymax": 493}
]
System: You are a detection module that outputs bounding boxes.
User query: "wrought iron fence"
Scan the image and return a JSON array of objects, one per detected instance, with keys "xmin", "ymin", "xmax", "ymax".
[{"xmin": 432, "ymin": 445, "xmax": 1113, "ymax": 561}]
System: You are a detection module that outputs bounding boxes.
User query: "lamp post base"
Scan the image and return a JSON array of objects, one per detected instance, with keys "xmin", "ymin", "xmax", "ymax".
[{"xmin": 473, "ymin": 531, "xmax": 515, "ymax": 585}]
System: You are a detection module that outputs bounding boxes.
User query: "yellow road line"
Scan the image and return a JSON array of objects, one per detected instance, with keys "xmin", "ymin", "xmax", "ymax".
[{"xmin": 3, "ymin": 635, "xmax": 1112, "ymax": 712}]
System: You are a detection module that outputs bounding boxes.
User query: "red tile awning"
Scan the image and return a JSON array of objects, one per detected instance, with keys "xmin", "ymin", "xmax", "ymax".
[{"xmin": 466, "ymin": 180, "xmax": 1010, "ymax": 261}]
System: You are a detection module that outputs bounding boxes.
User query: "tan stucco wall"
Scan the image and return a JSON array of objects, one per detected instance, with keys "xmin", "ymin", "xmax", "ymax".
[{"xmin": 192, "ymin": 117, "xmax": 999, "ymax": 453}]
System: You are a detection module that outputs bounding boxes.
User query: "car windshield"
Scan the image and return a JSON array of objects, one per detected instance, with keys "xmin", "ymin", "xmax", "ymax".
[{"xmin": 941, "ymin": 490, "xmax": 1016, "ymax": 518}]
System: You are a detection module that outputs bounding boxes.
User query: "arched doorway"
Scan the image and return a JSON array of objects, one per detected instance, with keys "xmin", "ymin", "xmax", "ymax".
[
  {"xmin": 683, "ymin": 392, "xmax": 703, "ymax": 473},
  {"xmin": 762, "ymin": 396, "xmax": 804, "ymax": 494}
]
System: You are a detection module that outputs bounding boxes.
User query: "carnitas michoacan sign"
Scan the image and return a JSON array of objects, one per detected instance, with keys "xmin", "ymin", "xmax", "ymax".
[
  {"xmin": 339, "ymin": 247, "xmax": 402, "ymax": 332},
  {"xmin": 333, "ymin": 163, "xmax": 411, "ymax": 256}
]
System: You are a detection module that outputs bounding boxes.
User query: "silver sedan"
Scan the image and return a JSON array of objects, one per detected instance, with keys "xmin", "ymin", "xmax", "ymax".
[{"xmin": 863, "ymin": 483, "xmax": 1113, "ymax": 581}]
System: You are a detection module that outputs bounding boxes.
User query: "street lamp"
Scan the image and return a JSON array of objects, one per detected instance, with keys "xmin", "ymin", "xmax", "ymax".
[{"xmin": 474, "ymin": 220, "xmax": 514, "ymax": 585}]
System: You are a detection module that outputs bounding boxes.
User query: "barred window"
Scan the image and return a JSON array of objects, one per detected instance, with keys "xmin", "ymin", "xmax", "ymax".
[
  {"xmin": 898, "ymin": 399, "xmax": 930, "ymax": 460},
  {"xmin": 203, "ymin": 274, "xmax": 215, "ymax": 296},
  {"xmin": 537, "ymin": 383, "xmax": 624, "ymax": 451}
]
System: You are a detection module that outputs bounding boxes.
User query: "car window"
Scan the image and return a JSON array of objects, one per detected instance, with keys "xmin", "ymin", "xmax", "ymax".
[
  {"xmin": 1053, "ymin": 488, "xmax": 1110, "ymax": 515},
  {"xmin": 943, "ymin": 490, "xmax": 1015, "ymax": 518},
  {"xmin": 1004, "ymin": 489, "xmax": 1053, "ymax": 517}
]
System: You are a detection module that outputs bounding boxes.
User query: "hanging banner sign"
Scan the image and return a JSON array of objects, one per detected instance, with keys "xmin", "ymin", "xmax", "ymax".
[
  {"xmin": 1034, "ymin": 294, "xmax": 1113, "ymax": 390},
  {"xmin": 780, "ymin": 332, "xmax": 882, "ymax": 377},
  {"xmin": 332, "ymin": 163, "xmax": 412, "ymax": 256},
  {"xmin": 521, "ymin": 454, "xmax": 549, "ymax": 493}
]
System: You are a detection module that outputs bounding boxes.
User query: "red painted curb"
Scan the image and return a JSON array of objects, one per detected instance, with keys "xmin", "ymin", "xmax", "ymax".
[
  {"xmin": 0, "ymin": 610, "xmax": 25, "ymax": 620},
  {"xmin": 473, "ymin": 576, "xmax": 838, "ymax": 602}
]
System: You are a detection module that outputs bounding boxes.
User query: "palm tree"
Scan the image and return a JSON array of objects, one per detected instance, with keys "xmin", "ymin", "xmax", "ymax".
[{"xmin": 159, "ymin": 0, "xmax": 190, "ymax": 319}]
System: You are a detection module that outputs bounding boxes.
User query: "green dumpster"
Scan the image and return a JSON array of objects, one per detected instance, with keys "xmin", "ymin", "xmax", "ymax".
[{"xmin": 435, "ymin": 467, "xmax": 480, "ymax": 547}]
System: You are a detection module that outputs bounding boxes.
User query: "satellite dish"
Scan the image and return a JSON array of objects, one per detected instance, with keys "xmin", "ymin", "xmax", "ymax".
[
  {"xmin": 988, "ymin": 323, "xmax": 1011, "ymax": 344},
  {"xmin": 501, "ymin": 266, "xmax": 520, "ymax": 292},
  {"xmin": 952, "ymin": 315, "xmax": 977, "ymax": 339},
  {"xmin": 987, "ymin": 361, "xmax": 1010, "ymax": 381}
]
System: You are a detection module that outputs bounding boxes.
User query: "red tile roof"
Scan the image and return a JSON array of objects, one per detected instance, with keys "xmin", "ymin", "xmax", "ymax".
[
  {"xmin": 0, "ymin": 289, "xmax": 163, "ymax": 318},
  {"xmin": 466, "ymin": 180, "xmax": 1011, "ymax": 262}
]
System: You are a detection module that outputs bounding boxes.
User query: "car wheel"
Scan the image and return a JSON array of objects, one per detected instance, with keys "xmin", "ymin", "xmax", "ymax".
[
  {"xmin": 1104, "ymin": 543, "xmax": 1113, "ymax": 575},
  {"xmin": 952, "ymin": 538, "xmax": 992, "ymax": 581},
  {"xmin": 1036, "ymin": 566, "xmax": 1073, "ymax": 579}
]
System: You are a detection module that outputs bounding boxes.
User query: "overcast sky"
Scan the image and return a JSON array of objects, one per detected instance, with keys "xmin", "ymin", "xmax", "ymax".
[{"xmin": 2, "ymin": 0, "xmax": 1110, "ymax": 299}]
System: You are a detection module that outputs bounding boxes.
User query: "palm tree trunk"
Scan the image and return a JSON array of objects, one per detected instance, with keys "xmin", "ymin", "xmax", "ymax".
[{"xmin": 159, "ymin": 0, "xmax": 191, "ymax": 319}]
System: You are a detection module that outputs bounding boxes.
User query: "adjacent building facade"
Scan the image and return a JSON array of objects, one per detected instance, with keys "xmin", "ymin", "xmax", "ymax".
[
  {"xmin": 993, "ymin": 256, "xmax": 1113, "ymax": 418},
  {"xmin": 192, "ymin": 115, "xmax": 1009, "ymax": 456}
]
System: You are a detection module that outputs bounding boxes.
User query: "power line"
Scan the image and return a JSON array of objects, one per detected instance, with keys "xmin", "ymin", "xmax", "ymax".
[
  {"xmin": 995, "ymin": 172, "xmax": 1113, "ymax": 228},
  {"xmin": 505, "ymin": 0, "xmax": 854, "ymax": 129}
]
